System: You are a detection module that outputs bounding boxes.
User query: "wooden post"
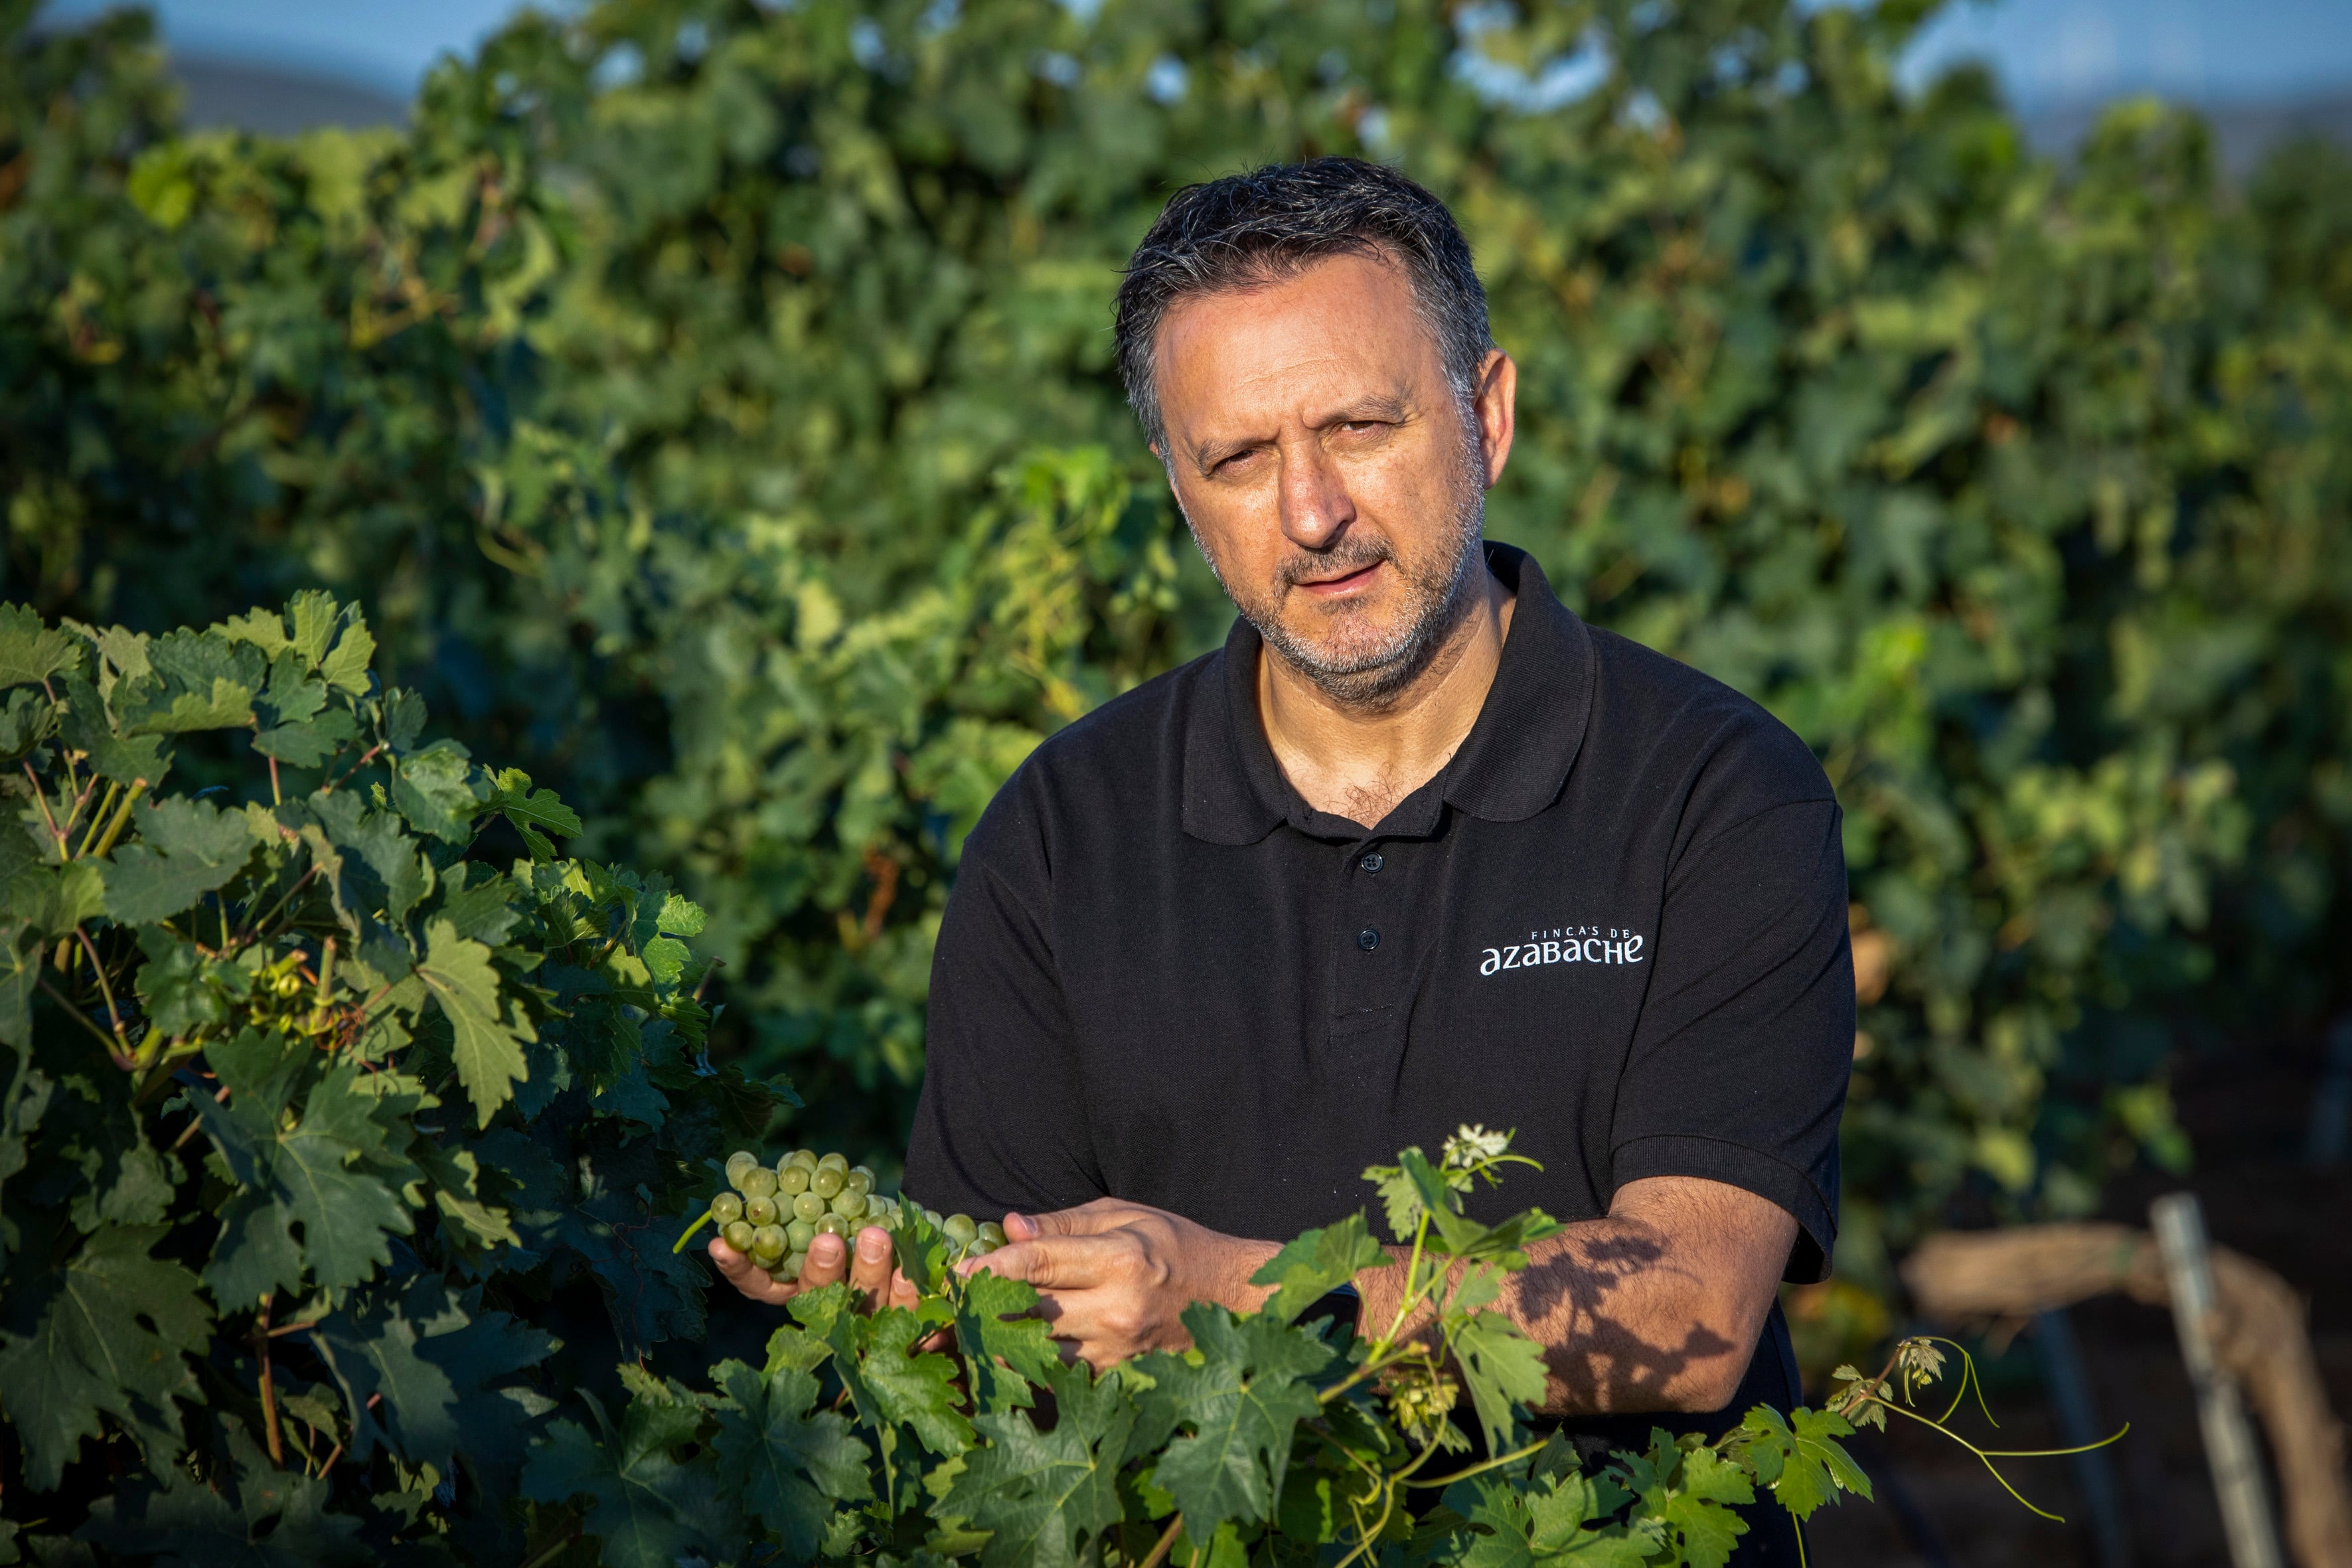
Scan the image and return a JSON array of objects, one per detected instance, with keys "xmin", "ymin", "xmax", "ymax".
[{"xmin": 2152, "ymin": 1192, "xmax": 2286, "ymax": 1568}]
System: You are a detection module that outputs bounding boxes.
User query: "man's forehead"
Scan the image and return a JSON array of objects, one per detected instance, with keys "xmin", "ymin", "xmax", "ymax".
[{"xmin": 1154, "ymin": 253, "xmax": 1443, "ymax": 431}]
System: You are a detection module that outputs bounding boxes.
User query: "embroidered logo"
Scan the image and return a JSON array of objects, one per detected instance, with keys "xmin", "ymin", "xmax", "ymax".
[{"xmin": 1479, "ymin": 925, "xmax": 1646, "ymax": 976}]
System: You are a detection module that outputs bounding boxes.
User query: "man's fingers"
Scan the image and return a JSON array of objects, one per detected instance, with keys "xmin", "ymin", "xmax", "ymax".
[
  {"xmin": 800, "ymin": 1231, "xmax": 851, "ymax": 1291},
  {"xmin": 958, "ymin": 1233, "xmax": 1117, "ymax": 1291},
  {"xmin": 708, "ymin": 1237, "xmax": 795, "ymax": 1304},
  {"xmin": 1012, "ymin": 1198, "xmax": 1125, "ymax": 1239},
  {"xmin": 850, "ymin": 1225, "xmax": 896, "ymax": 1309}
]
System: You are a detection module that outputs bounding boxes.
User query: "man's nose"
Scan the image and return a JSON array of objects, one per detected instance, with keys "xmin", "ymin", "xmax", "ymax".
[{"xmin": 1275, "ymin": 441, "xmax": 1356, "ymax": 548}]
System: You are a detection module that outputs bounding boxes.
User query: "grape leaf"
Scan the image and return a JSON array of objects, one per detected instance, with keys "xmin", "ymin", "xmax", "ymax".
[
  {"xmin": 59, "ymin": 675, "xmax": 171, "ymax": 785},
  {"xmin": 309, "ymin": 1281, "xmax": 554, "ymax": 1480},
  {"xmin": 415, "ymin": 918, "xmax": 533, "ymax": 1127},
  {"xmin": 0, "ymin": 605, "xmax": 79, "ymax": 690},
  {"xmin": 254, "ymin": 650, "xmax": 328, "ymax": 728},
  {"xmin": 1450, "ymin": 1308, "xmax": 1551, "ymax": 1458},
  {"xmin": 98, "ymin": 797, "xmax": 258, "ymax": 923},
  {"xmin": 712, "ymin": 1360, "xmax": 873, "ymax": 1560},
  {"xmin": 1131, "ymin": 1304, "xmax": 1333, "ymax": 1534},
  {"xmin": 287, "ymin": 591, "xmax": 339, "ymax": 668},
  {"xmin": 828, "ymin": 1300, "xmax": 971, "ymax": 1458},
  {"xmin": 1614, "ymin": 1435, "xmax": 1753, "ymax": 1568},
  {"xmin": 0, "ymin": 687, "xmax": 58, "ymax": 765},
  {"xmin": 952, "ymin": 1269, "xmax": 1060, "ymax": 1413},
  {"xmin": 196, "ymin": 1052, "xmax": 415, "ymax": 1302},
  {"xmin": 487, "ymin": 767, "xmax": 584, "ymax": 861},
  {"xmin": 522, "ymin": 1381, "xmax": 730, "ymax": 1568},
  {"xmin": 316, "ymin": 609, "xmax": 375, "ymax": 697},
  {"xmin": 121, "ymin": 628, "xmax": 262, "ymax": 734},
  {"xmin": 79, "ymin": 1424, "xmax": 370, "ymax": 1567},
  {"xmin": 943, "ymin": 1360, "xmax": 1135, "ymax": 1568},
  {"xmin": 1443, "ymin": 1472, "xmax": 1648, "ymax": 1568},
  {"xmin": 134, "ymin": 927, "xmax": 247, "ymax": 1036},
  {"xmin": 1738, "ymin": 1405, "xmax": 1871, "ymax": 1520},
  {"xmin": 308, "ymin": 789, "xmax": 430, "ymax": 923},
  {"xmin": 1249, "ymin": 1210, "xmax": 1389, "ymax": 1322},
  {"xmin": 390, "ymin": 739, "xmax": 481, "ymax": 842},
  {"xmin": 254, "ymin": 708, "xmax": 358, "ymax": 767},
  {"xmin": 0, "ymin": 1224, "xmax": 210, "ymax": 1490}
]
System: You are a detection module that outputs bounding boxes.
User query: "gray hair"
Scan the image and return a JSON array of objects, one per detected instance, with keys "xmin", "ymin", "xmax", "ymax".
[{"xmin": 1112, "ymin": 158, "xmax": 1494, "ymax": 456}]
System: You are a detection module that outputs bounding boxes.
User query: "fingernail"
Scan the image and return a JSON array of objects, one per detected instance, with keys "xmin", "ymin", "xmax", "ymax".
[
  {"xmin": 858, "ymin": 1227, "xmax": 890, "ymax": 1261},
  {"xmin": 813, "ymin": 1233, "xmax": 843, "ymax": 1261}
]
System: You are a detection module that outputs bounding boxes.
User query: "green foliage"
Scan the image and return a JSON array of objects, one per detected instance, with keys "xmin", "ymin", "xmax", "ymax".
[
  {"xmin": 0, "ymin": 591, "xmax": 794, "ymax": 1557},
  {"xmin": 5, "ymin": 0, "xmax": 2351, "ymax": 1328}
]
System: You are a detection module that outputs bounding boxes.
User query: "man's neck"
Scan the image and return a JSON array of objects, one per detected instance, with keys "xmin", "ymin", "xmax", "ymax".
[{"xmin": 1255, "ymin": 566, "xmax": 1517, "ymax": 829}]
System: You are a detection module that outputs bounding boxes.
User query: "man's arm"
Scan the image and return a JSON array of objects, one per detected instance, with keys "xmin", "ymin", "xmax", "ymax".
[{"xmin": 962, "ymin": 1173, "xmax": 1794, "ymax": 1415}]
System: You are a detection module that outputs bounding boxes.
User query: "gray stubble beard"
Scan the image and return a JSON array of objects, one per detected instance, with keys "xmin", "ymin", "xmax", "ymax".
[{"xmin": 1183, "ymin": 435, "xmax": 1491, "ymax": 712}]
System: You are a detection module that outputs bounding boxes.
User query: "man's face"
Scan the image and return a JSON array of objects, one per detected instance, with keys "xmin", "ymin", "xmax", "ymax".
[{"xmin": 1153, "ymin": 251, "xmax": 1514, "ymax": 706}]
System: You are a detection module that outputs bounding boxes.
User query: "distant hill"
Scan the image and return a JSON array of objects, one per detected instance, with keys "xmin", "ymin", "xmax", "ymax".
[
  {"xmin": 2017, "ymin": 90, "xmax": 2352, "ymax": 178},
  {"xmin": 173, "ymin": 54, "xmax": 406, "ymax": 135},
  {"xmin": 162, "ymin": 50, "xmax": 2348, "ymax": 178}
]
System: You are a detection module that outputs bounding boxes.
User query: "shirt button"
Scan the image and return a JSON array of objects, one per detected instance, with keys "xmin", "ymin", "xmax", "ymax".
[
  {"xmin": 1358, "ymin": 851, "xmax": 1385, "ymax": 874},
  {"xmin": 1357, "ymin": 927, "xmax": 1381, "ymax": 952}
]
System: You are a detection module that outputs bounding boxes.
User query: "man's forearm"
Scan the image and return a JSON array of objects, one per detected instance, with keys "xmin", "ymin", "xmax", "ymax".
[{"xmin": 1348, "ymin": 1178, "xmax": 1797, "ymax": 1417}]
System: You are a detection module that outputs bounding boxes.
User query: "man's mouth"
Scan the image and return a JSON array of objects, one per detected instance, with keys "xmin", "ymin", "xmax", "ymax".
[{"xmin": 1291, "ymin": 560, "xmax": 1385, "ymax": 598}]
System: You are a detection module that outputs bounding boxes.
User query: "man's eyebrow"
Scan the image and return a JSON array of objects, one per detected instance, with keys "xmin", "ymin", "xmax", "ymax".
[
  {"xmin": 1316, "ymin": 394, "xmax": 1411, "ymax": 426},
  {"xmin": 1188, "ymin": 433, "xmax": 1265, "ymax": 473}
]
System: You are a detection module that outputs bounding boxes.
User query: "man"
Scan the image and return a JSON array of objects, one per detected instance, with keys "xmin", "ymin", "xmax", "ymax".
[{"xmin": 713, "ymin": 158, "xmax": 1852, "ymax": 1565}]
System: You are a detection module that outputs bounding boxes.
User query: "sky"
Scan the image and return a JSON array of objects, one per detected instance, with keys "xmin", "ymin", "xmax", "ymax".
[{"xmin": 34, "ymin": 0, "xmax": 2352, "ymax": 108}]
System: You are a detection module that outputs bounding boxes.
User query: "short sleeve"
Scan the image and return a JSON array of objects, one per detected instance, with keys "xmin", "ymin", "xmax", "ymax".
[
  {"xmin": 1609, "ymin": 798, "xmax": 1853, "ymax": 1283},
  {"xmin": 902, "ymin": 787, "xmax": 1105, "ymax": 1221}
]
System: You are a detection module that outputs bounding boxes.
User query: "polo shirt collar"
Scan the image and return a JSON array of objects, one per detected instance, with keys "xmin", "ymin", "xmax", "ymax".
[{"xmin": 1180, "ymin": 541, "xmax": 1595, "ymax": 845}]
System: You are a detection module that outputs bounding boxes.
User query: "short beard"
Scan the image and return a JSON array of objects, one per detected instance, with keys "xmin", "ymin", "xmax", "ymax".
[{"xmin": 1186, "ymin": 437, "xmax": 1489, "ymax": 711}]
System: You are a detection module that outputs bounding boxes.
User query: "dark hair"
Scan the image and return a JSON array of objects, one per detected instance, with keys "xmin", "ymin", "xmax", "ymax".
[{"xmin": 1113, "ymin": 157, "xmax": 1493, "ymax": 454}]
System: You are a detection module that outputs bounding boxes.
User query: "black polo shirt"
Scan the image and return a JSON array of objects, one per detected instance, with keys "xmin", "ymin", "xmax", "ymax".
[{"xmin": 907, "ymin": 544, "xmax": 1851, "ymax": 1534}]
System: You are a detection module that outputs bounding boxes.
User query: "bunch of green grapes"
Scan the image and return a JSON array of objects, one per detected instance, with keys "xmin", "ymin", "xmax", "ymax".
[{"xmin": 673, "ymin": 1148, "xmax": 1005, "ymax": 1283}]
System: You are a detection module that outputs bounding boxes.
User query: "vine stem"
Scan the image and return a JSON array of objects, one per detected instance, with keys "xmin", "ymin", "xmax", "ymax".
[
  {"xmin": 88, "ymin": 779, "xmax": 146, "ymax": 859},
  {"xmin": 670, "ymin": 1208, "xmax": 716, "ymax": 1254},
  {"xmin": 1135, "ymin": 1514, "xmax": 1184, "ymax": 1568},
  {"xmin": 73, "ymin": 778, "xmax": 120, "ymax": 858},
  {"xmin": 73, "ymin": 927, "xmax": 128, "ymax": 1044},
  {"xmin": 1404, "ymin": 1437, "xmax": 1552, "ymax": 1490},
  {"xmin": 22, "ymin": 763, "xmax": 66, "ymax": 853},
  {"xmin": 38, "ymin": 977, "xmax": 133, "ymax": 1063},
  {"xmin": 256, "ymin": 1295, "xmax": 284, "ymax": 1464}
]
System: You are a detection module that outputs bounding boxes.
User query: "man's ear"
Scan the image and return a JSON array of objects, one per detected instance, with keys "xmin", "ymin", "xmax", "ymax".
[{"xmin": 1474, "ymin": 349, "xmax": 1518, "ymax": 490}]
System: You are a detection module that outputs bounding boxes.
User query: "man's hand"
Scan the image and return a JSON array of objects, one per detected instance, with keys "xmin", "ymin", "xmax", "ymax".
[
  {"xmin": 958, "ymin": 1198, "xmax": 1277, "ymax": 1369},
  {"xmin": 710, "ymin": 1223, "xmax": 922, "ymax": 1313}
]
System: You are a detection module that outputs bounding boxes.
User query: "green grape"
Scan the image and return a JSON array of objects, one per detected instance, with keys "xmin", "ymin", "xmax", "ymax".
[
  {"xmin": 970, "ymin": 1238, "xmax": 999, "ymax": 1256},
  {"xmin": 793, "ymin": 1192, "xmax": 826, "ymax": 1222},
  {"xmin": 977, "ymin": 1221, "xmax": 1007, "ymax": 1247},
  {"xmin": 768, "ymin": 1259, "xmax": 798, "ymax": 1283},
  {"xmin": 811, "ymin": 1166, "xmax": 846, "ymax": 1199},
  {"xmin": 783, "ymin": 1250, "xmax": 809, "ymax": 1280},
  {"xmin": 723, "ymin": 1219, "xmax": 756, "ymax": 1253},
  {"xmin": 786, "ymin": 1218, "xmax": 817, "ymax": 1251},
  {"xmin": 846, "ymin": 1165, "xmax": 876, "ymax": 1196},
  {"xmin": 740, "ymin": 1166, "xmax": 779, "ymax": 1200},
  {"xmin": 815, "ymin": 1213, "xmax": 850, "ymax": 1238},
  {"xmin": 725, "ymin": 1151, "xmax": 760, "ymax": 1188},
  {"xmin": 777, "ymin": 1163, "xmax": 811, "ymax": 1196},
  {"xmin": 744, "ymin": 1195, "xmax": 779, "ymax": 1227},
  {"xmin": 710, "ymin": 1192, "xmax": 745, "ymax": 1225},
  {"xmin": 817, "ymin": 1151, "xmax": 849, "ymax": 1174},
  {"xmin": 785, "ymin": 1148, "xmax": 818, "ymax": 1170},
  {"xmin": 830, "ymin": 1191, "xmax": 867, "ymax": 1220},
  {"xmin": 943, "ymin": 1214, "xmax": 979, "ymax": 1244},
  {"xmin": 751, "ymin": 1223, "xmax": 787, "ymax": 1263}
]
